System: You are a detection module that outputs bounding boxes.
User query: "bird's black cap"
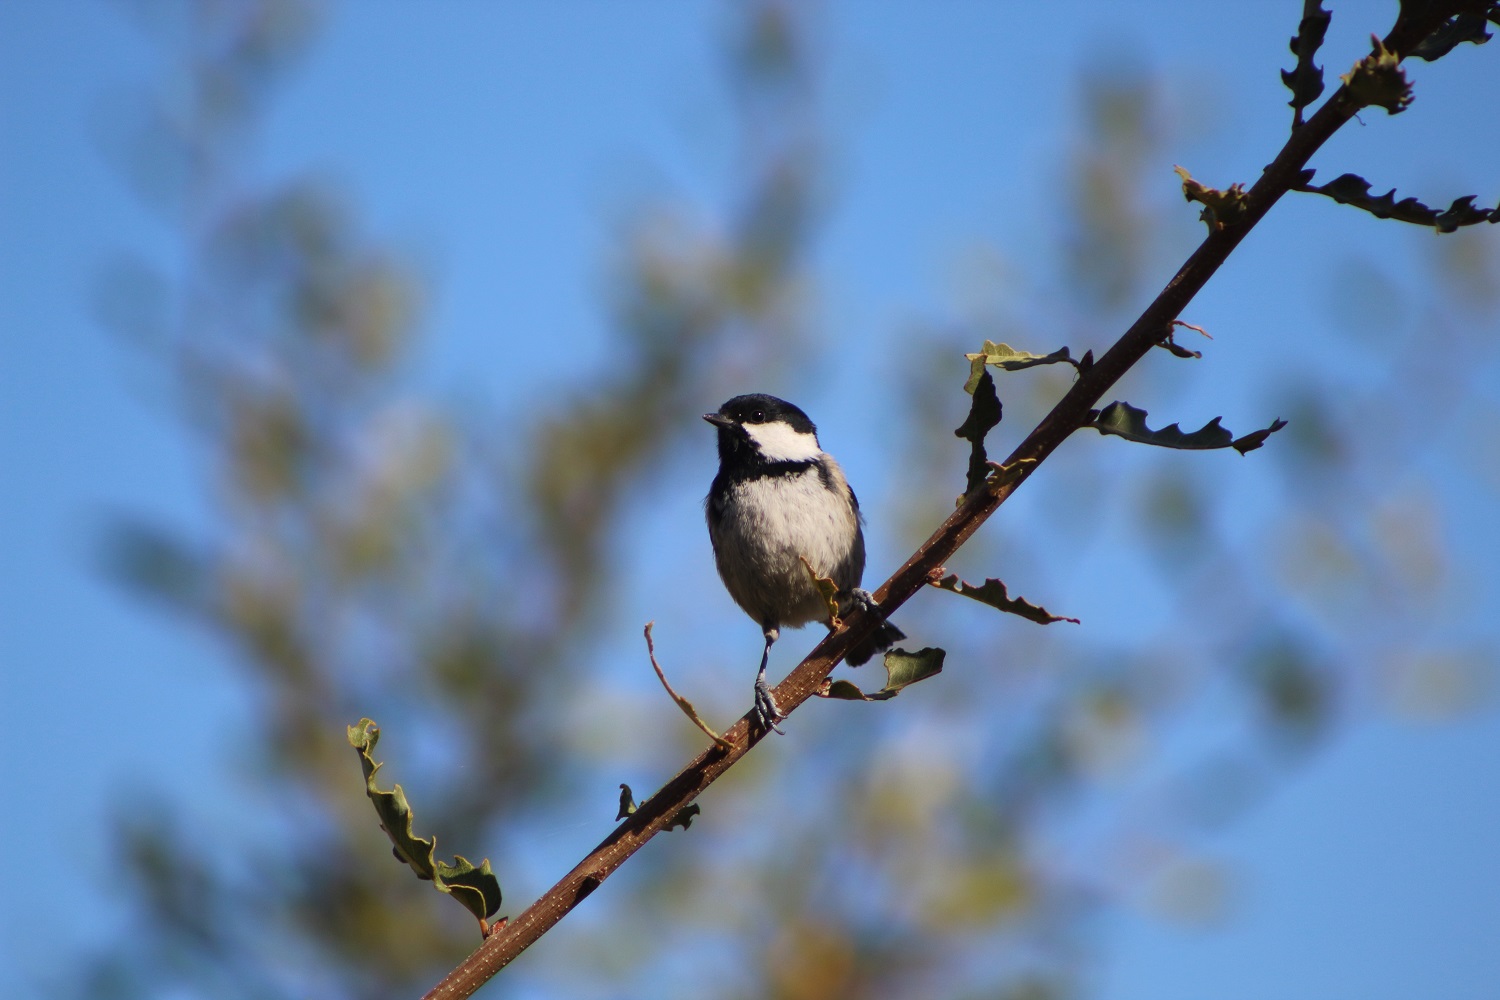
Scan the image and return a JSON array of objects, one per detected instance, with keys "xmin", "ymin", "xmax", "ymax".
[{"xmin": 703, "ymin": 394, "xmax": 817, "ymax": 435}]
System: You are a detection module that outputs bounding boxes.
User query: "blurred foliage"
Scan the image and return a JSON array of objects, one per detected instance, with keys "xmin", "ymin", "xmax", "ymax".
[{"xmin": 84, "ymin": 2, "xmax": 1497, "ymax": 1000}]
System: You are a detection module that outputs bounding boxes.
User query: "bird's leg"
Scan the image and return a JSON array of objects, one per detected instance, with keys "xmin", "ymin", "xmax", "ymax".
[{"xmin": 753, "ymin": 626, "xmax": 786, "ymax": 735}]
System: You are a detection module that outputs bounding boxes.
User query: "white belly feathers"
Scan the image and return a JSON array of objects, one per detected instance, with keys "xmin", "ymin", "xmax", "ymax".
[{"xmin": 709, "ymin": 464, "xmax": 864, "ymax": 631}]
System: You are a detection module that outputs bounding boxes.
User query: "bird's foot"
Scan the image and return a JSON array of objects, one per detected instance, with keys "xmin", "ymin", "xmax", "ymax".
[
  {"xmin": 753, "ymin": 674, "xmax": 786, "ymax": 735},
  {"xmin": 843, "ymin": 588, "xmax": 880, "ymax": 615}
]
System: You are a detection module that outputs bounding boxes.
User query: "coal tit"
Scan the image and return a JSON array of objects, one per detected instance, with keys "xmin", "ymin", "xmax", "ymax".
[{"xmin": 704, "ymin": 393, "xmax": 904, "ymax": 732}]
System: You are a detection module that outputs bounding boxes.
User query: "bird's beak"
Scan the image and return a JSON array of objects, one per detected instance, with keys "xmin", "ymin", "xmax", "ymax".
[{"xmin": 703, "ymin": 412, "xmax": 735, "ymax": 429}]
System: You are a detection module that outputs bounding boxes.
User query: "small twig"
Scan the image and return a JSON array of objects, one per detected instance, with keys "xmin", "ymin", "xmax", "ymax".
[
  {"xmin": 644, "ymin": 622, "xmax": 733, "ymax": 751},
  {"xmin": 1172, "ymin": 319, "xmax": 1214, "ymax": 339}
]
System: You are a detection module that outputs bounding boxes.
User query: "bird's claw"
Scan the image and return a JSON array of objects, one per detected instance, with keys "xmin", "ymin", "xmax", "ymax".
[
  {"xmin": 753, "ymin": 675, "xmax": 786, "ymax": 735},
  {"xmin": 842, "ymin": 587, "xmax": 880, "ymax": 616}
]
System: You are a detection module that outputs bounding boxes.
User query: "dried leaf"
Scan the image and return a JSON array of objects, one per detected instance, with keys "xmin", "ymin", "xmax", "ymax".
[
  {"xmin": 930, "ymin": 574, "xmax": 1079, "ymax": 625},
  {"xmin": 644, "ymin": 624, "xmax": 732, "ymax": 750},
  {"xmin": 800, "ymin": 556, "xmax": 842, "ymax": 628}
]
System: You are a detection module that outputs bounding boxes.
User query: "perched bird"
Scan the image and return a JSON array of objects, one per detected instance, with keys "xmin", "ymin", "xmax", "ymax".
[{"xmin": 704, "ymin": 393, "xmax": 905, "ymax": 732}]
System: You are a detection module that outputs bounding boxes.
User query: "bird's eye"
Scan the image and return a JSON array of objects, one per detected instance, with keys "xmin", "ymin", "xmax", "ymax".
[{"xmin": 753, "ymin": 410, "xmax": 764, "ymax": 422}]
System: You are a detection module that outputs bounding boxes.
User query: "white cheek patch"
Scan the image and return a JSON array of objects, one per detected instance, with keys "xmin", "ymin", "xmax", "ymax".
[{"xmin": 745, "ymin": 421, "xmax": 823, "ymax": 462}]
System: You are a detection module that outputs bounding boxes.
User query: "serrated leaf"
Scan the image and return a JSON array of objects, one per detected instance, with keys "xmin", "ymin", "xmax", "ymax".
[
  {"xmin": 347, "ymin": 718, "xmax": 502, "ymax": 925},
  {"xmin": 666, "ymin": 804, "xmax": 701, "ymax": 831},
  {"xmin": 816, "ymin": 647, "xmax": 946, "ymax": 701},
  {"xmin": 1089, "ymin": 401, "xmax": 1287, "ymax": 455},
  {"xmin": 1409, "ymin": 7, "xmax": 1495, "ymax": 62},
  {"xmin": 1297, "ymin": 172, "xmax": 1497, "ymax": 233},
  {"xmin": 1174, "ymin": 166, "xmax": 1249, "ymax": 231},
  {"xmin": 1281, "ymin": 0, "xmax": 1332, "ymax": 126},
  {"xmin": 930, "ymin": 574, "xmax": 1080, "ymax": 625},
  {"xmin": 1340, "ymin": 34, "xmax": 1413, "ymax": 114},
  {"xmin": 964, "ymin": 340, "xmax": 1077, "ymax": 391},
  {"xmin": 955, "ymin": 367, "xmax": 1003, "ymax": 502}
]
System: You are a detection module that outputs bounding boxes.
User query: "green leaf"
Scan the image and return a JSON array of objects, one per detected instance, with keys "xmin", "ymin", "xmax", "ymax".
[
  {"xmin": 964, "ymin": 340, "xmax": 1077, "ymax": 391},
  {"xmin": 821, "ymin": 679, "xmax": 871, "ymax": 701},
  {"xmin": 881, "ymin": 648, "xmax": 947, "ymax": 692},
  {"xmin": 1297, "ymin": 172, "xmax": 1497, "ymax": 233},
  {"xmin": 617, "ymin": 782, "xmax": 699, "ymax": 831},
  {"xmin": 1339, "ymin": 34, "xmax": 1413, "ymax": 114},
  {"xmin": 955, "ymin": 367, "xmax": 1003, "ymax": 502},
  {"xmin": 1408, "ymin": 7, "xmax": 1496, "ymax": 62},
  {"xmin": 1088, "ymin": 401, "xmax": 1287, "ymax": 455},
  {"xmin": 930, "ymin": 574, "xmax": 1079, "ymax": 625},
  {"xmin": 1281, "ymin": 0, "xmax": 1332, "ymax": 126},
  {"xmin": 816, "ymin": 647, "xmax": 946, "ymax": 701},
  {"xmin": 1173, "ymin": 166, "xmax": 1249, "ymax": 231},
  {"xmin": 617, "ymin": 783, "xmax": 637, "ymax": 821},
  {"xmin": 347, "ymin": 719, "xmax": 503, "ymax": 925},
  {"xmin": 666, "ymin": 804, "xmax": 701, "ymax": 831}
]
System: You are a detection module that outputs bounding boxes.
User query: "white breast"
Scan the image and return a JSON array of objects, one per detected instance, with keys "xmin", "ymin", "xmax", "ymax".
[{"xmin": 709, "ymin": 463, "xmax": 864, "ymax": 630}]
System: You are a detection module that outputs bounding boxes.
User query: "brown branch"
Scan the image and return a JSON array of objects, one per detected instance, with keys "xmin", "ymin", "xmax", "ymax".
[{"xmin": 420, "ymin": 7, "xmax": 1469, "ymax": 997}]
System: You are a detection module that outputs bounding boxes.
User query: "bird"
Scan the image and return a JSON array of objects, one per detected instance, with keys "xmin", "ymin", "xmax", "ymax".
[{"xmin": 704, "ymin": 393, "xmax": 905, "ymax": 732}]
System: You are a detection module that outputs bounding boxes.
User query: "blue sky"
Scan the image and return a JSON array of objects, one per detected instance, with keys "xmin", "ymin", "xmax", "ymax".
[{"xmin": 4, "ymin": 2, "xmax": 1499, "ymax": 998}]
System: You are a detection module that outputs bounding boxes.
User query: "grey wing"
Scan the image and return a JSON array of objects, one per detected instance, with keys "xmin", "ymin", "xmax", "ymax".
[{"xmin": 827, "ymin": 466, "xmax": 866, "ymax": 592}]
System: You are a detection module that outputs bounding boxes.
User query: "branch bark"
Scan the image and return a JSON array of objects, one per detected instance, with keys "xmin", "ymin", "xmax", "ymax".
[{"xmin": 421, "ymin": 5, "xmax": 1471, "ymax": 996}]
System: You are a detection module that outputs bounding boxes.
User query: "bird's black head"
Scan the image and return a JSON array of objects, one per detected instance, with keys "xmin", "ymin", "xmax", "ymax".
[{"xmin": 704, "ymin": 393, "xmax": 820, "ymax": 465}]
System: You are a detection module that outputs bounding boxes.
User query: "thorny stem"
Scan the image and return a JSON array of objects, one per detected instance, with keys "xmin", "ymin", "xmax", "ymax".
[{"xmin": 421, "ymin": 6, "xmax": 1474, "ymax": 997}]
